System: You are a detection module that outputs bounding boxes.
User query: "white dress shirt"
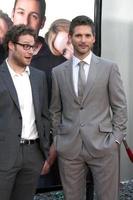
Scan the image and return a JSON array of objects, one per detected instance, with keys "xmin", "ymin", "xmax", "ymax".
[
  {"xmin": 6, "ymin": 60, "xmax": 38, "ymax": 140},
  {"xmin": 72, "ymin": 51, "xmax": 92, "ymax": 96}
]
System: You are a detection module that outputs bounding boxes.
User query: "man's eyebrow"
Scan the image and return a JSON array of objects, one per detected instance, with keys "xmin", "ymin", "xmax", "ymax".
[
  {"xmin": 30, "ymin": 11, "xmax": 40, "ymax": 16},
  {"xmin": 15, "ymin": 8, "xmax": 40, "ymax": 16},
  {"xmin": 74, "ymin": 33, "xmax": 82, "ymax": 36},
  {"xmin": 15, "ymin": 8, "xmax": 25, "ymax": 11}
]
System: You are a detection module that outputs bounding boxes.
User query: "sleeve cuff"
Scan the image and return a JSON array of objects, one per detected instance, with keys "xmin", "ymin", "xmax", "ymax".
[{"xmin": 115, "ymin": 140, "xmax": 120, "ymax": 144}]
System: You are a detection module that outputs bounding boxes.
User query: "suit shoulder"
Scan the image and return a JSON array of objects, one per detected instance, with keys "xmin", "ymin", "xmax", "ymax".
[
  {"xmin": 52, "ymin": 59, "xmax": 70, "ymax": 73},
  {"xmin": 96, "ymin": 55, "xmax": 118, "ymax": 66},
  {"xmin": 30, "ymin": 65, "xmax": 46, "ymax": 76},
  {"xmin": 93, "ymin": 55, "xmax": 120, "ymax": 74},
  {"xmin": 0, "ymin": 60, "xmax": 7, "ymax": 68}
]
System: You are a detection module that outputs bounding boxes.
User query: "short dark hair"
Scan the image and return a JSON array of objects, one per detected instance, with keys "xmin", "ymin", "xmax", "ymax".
[
  {"xmin": 0, "ymin": 10, "xmax": 13, "ymax": 29},
  {"xmin": 13, "ymin": 0, "xmax": 46, "ymax": 20},
  {"xmin": 4, "ymin": 24, "xmax": 37, "ymax": 52},
  {"xmin": 69, "ymin": 15, "xmax": 95, "ymax": 36}
]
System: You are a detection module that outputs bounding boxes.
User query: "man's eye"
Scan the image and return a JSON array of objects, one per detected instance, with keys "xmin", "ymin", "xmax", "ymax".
[
  {"xmin": 30, "ymin": 14, "xmax": 39, "ymax": 20},
  {"xmin": 17, "ymin": 11, "xmax": 24, "ymax": 15},
  {"xmin": 75, "ymin": 34, "xmax": 81, "ymax": 38},
  {"xmin": 86, "ymin": 34, "xmax": 92, "ymax": 37},
  {"xmin": 24, "ymin": 44, "xmax": 30, "ymax": 49}
]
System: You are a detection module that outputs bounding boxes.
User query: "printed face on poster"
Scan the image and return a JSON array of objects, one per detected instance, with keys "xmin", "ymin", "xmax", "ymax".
[
  {"xmin": 1, "ymin": 0, "xmax": 101, "ymax": 56},
  {"xmin": 1, "ymin": 0, "xmax": 95, "ymax": 36}
]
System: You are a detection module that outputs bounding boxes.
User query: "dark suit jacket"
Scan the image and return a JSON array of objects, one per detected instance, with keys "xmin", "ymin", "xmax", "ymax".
[
  {"xmin": 0, "ymin": 44, "xmax": 7, "ymax": 65},
  {"xmin": 0, "ymin": 61, "xmax": 50, "ymax": 170}
]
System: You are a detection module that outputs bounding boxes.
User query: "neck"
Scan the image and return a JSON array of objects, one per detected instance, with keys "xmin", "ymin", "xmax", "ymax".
[
  {"xmin": 7, "ymin": 58, "xmax": 26, "ymax": 74},
  {"xmin": 74, "ymin": 51, "xmax": 91, "ymax": 60}
]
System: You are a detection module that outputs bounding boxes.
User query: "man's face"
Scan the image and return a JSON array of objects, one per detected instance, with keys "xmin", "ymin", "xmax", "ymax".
[
  {"xmin": 0, "ymin": 18, "xmax": 8, "ymax": 44},
  {"xmin": 69, "ymin": 25, "xmax": 95, "ymax": 59},
  {"xmin": 12, "ymin": 0, "xmax": 45, "ymax": 34},
  {"xmin": 9, "ymin": 34, "xmax": 35, "ymax": 68}
]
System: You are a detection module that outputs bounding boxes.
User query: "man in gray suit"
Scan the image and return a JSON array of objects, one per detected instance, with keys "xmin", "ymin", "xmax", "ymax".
[
  {"xmin": 50, "ymin": 15, "xmax": 128, "ymax": 200},
  {"xmin": 0, "ymin": 24, "xmax": 50, "ymax": 200}
]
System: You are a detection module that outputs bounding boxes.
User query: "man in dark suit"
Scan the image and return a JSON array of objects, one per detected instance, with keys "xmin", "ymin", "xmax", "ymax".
[
  {"xmin": 50, "ymin": 15, "xmax": 128, "ymax": 200},
  {"xmin": 0, "ymin": 24, "xmax": 50, "ymax": 200}
]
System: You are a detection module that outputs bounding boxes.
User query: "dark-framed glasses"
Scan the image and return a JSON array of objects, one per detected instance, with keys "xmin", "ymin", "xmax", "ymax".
[{"xmin": 14, "ymin": 42, "xmax": 36, "ymax": 51}]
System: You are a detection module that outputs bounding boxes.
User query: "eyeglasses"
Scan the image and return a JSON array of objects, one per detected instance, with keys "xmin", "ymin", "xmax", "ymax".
[{"xmin": 14, "ymin": 42, "xmax": 36, "ymax": 51}]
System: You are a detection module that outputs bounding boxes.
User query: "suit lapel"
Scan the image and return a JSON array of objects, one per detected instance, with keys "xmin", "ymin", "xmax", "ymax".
[
  {"xmin": 29, "ymin": 67, "xmax": 39, "ymax": 116},
  {"xmin": 82, "ymin": 54, "xmax": 100, "ymax": 102},
  {"xmin": 0, "ymin": 62, "xmax": 20, "ymax": 110},
  {"xmin": 65, "ymin": 59, "xmax": 80, "ymax": 104}
]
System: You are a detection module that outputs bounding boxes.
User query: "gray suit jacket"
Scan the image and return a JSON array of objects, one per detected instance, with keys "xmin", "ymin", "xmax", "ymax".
[
  {"xmin": 50, "ymin": 53, "xmax": 128, "ymax": 159},
  {"xmin": 0, "ymin": 61, "xmax": 50, "ymax": 170}
]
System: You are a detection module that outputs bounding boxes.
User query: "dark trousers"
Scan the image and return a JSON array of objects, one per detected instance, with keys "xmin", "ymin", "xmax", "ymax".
[
  {"xmin": 86, "ymin": 169, "xmax": 94, "ymax": 200},
  {"xmin": 0, "ymin": 143, "xmax": 44, "ymax": 200}
]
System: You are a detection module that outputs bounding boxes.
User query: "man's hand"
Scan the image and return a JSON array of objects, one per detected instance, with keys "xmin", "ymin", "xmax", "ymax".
[
  {"xmin": 47, "ymin": 143, "xmax": 57, "ymax": 166},
  {"xmin": 41, "ymin": 144, "xmax": 57, "ymax": 175},
  {"xmin": 41, "ymin": 160, "xmax": 50, "ymax": 175}
]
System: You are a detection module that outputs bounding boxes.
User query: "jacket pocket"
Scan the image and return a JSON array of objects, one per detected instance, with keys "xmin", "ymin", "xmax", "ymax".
[{"xmin": 99, "ymin": 123, "xmax": 113, "ymax": 133}]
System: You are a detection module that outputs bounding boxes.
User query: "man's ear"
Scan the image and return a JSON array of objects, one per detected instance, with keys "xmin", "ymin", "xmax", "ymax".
[
  {"xmin": 93, "ymin": 35, "xmax": 96, "ymax": 44},
  {"xmin": 68, "ymin": 34, "xmax": 72, "ymax": 44},
  {"xmin": 8, "ymin": 41, "xmax": 15, "ymax": 51},
  {"xmin": 40, "ymin": 16, "xmax": 46, "ymax": 29}
]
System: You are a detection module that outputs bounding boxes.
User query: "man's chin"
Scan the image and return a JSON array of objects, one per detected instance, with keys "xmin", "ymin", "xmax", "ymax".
[{"xmin": 25, "ymin": 58, "xmax": 32, "ymax": 65}]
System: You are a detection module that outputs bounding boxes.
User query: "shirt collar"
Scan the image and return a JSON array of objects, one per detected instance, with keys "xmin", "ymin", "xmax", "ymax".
[
  {"xmin": 6, "ymin": 59, "xmax": 30, "ymax": 77},
  {"xmin": 73, "ymin": 51, "xmax": 92, "ymax": 68}
]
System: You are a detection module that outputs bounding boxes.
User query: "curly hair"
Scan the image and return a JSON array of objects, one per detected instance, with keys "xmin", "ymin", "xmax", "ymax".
[{"xmin": 4, "ymin": 24, "xmax": 37, "ymax": 52}]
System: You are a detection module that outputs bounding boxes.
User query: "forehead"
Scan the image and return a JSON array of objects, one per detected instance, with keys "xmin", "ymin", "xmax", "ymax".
[
  {"xmin": 14, "ymin": 0, "xmax": 40, "ymax": 14},
  {"xmin": 73, "ymin": 25, "xmax": 93, "ymax": 34},
  {"xmin": 18, "ymin": 34, "xmax": 35, "ymax": 43}
]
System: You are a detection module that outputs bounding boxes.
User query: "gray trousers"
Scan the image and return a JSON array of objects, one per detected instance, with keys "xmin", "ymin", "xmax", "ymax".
[
  {"xmin": 58, "ymin": 143, "xmax": 120, "ymax": 200},
  {"xmin": 0, "ymin": 143, "xmax": 44, "ymax": 200}
]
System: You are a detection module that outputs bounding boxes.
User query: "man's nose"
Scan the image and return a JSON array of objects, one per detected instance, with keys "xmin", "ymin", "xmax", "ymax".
[
  {"xmin": 22, "ymin": 16, "xmax": 29, "ymax": 25},
  {"xmin": 81, "ymin": 36, "xmax": 86, "ymax": 42},
  {"xmin": 28, "ymin": 48, "xmax": 34, "ymax": 54}
]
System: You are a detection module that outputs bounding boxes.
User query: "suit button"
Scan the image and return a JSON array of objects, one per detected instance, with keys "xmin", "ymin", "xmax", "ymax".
[
  {"xmin": 19, "ymin": 116, "xmax": 22, "ymax": 119},
  {"xmin": 80, "ymin": 123, "xmax": 85, "ymax": 127},
  {"xmin": 80, "ymin": 107, "xmax": 83, "ymax": 110}
]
